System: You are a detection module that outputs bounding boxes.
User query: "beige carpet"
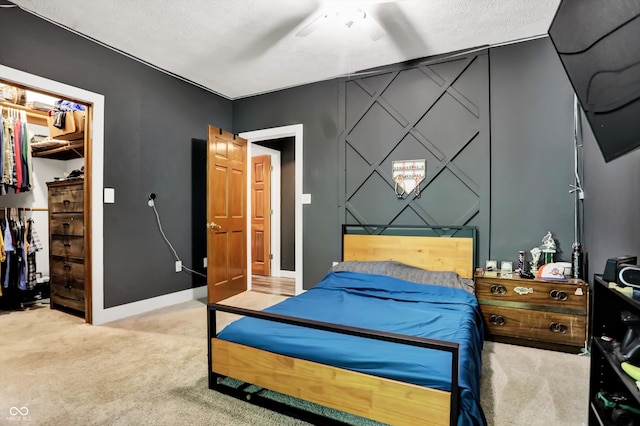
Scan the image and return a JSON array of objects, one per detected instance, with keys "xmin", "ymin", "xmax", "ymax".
[{"xmin": 0, "ymin": 292, "xmax": 589, "ymax": 425}]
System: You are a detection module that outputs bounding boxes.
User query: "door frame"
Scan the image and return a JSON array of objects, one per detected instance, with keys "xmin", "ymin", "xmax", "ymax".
[
  {"xmin": 251, "ymin": 145, "xmax": 282, "ymax": 278},
  {"xmin": 240, "ymin": 124, "xmax": 303, "ymax": 296},
  {"xmin": 0, "ymin": 64, "xmax": 106, "ymax": 324}
]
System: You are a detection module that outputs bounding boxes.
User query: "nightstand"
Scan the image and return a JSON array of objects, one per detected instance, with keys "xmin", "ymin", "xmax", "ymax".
[{"xmin": 475, "ymin": 273, "xmax": 589, "ymax": 353}]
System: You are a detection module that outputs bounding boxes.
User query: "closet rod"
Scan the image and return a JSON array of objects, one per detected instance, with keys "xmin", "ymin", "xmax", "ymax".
[
  {"xmin": 0, "ymin": 100, "xmax": 49, "ymax": 126},
  {"xmin": 0, "ymin": 207, "xmax": 48, "ymax": 212}
]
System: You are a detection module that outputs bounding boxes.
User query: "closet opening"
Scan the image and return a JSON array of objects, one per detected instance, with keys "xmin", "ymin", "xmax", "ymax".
[{"xmin": 0, "ymin": 79, "xmax": 92, "ymax": 322}]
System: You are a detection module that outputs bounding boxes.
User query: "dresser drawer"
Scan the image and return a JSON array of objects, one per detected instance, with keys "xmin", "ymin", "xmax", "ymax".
[
  {"xmin": 480, "ymin": 304, "xmax": 587, "ymax": 347},
  {"xmin": 50, "ymin": 214, "xmax": 84, "ymax": 236},
  {"xmin": 49, "ymin": 186, "xmax": 84, "ymax": 213},
  {"xmin": 50, "ymin": 273, "xmax": 84, "ymax": 291},
  {"xmin": 50, "ymin": 257, "xmax": 85, "ymax": 279},
  {"xmin": 50, "ymin": 235, "xmax": 84, "ymax": 259},
  {"xmin": 475, "ymin": 278, "xmax": 587, "ymax": 313},
  {"xmin": 51, "ymin": 282, "xmax": 85, "ymax": 313}
]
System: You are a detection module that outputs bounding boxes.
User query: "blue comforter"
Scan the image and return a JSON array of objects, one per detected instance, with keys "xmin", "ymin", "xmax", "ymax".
[{"xmin": 217, "ymin": 271, "xmax": 486, "ymax": 425}]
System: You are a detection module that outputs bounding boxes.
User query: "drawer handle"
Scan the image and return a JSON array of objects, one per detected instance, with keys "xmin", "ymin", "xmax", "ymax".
[
  {"xmin": 62, "ymin": 222, "xmax": 70, "ymax": 227},
  {"xmin": 549, "ymin": 322, "xmax": 567, "ymax": 333},
  {"xmin": 490, "ymin": 284, "xmax": 507, "ymax": 295},
  {"xmin": 63, "ymin": 243, "xmax": 71, "ymax": 247},
  {"xmin": 549, "ymin": 290, "xmax": 568, "ymax": 301},
  {"xmin": 490, "ymin": 314, "xmax": 506, "ymax": 326},
  {"xmin": 63, "ymin": 263, "xmax": 72, "ymax": 270},
  {"xmin": 63, "ymin": 199, "xmax": 71, "ymax": 205}
]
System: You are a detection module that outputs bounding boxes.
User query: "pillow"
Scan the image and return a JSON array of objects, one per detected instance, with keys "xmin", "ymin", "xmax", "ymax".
[{"xmin": 329, "ymin": 260, "xmax": 475, "ymax": 293}]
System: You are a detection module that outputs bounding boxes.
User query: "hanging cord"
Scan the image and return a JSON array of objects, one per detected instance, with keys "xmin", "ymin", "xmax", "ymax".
[
  {"xmin": 150, "ymin": 199, "xmax": 206, "ymax": 278},
  {"xmin": 569, "ymin": 95, "xmax": 585, "ymax": 244}
]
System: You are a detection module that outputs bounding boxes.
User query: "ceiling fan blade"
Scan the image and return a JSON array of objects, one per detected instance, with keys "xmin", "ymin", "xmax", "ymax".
[
  {"xmin": 361, "ymin": 12, "xmax": 386, "ymax": 41},
  {"xmin": 295, "ymin": 11, "xmax": 331, "ymax": 37},
  {"xmin": 372, "ymin": 2, "xmax": 428, "ymax": 57},
  {"xmin": 234, "ymin": 3, "xmax": 320, "ymax": 61}
]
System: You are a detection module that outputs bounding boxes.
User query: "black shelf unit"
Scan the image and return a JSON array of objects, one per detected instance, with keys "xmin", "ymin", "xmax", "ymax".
[{"xmin": 589, "ymin": 274, "xmax": 640, "ymax": 425}]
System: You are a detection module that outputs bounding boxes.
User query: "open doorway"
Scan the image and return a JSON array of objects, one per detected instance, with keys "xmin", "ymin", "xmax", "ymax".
[
  {"xmin": 240, "ymin": 124, "xmax": 303, "ymax": 296},
  {"xmin": 250, "ymin": 141, "xmax": 297, "ymax": 297},
  {"xmin": 0, "ymin": 64, "xmax": 104, "ymax": 324}
]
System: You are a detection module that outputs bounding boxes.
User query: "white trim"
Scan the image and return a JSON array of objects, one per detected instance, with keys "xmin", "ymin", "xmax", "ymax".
[
  {"xmin": 279, "ymin": 270, "xmax": 297, "ymax": 279},
  {"xmin": 0, "ymin": 65, "xmax": 109, "ymax": 325},
  {"xmin": 250, "ymin": 144, "xmax": 282, "ymax": 278},
  {"xmin": 240, "ymin": 124, "xmax": 303, "ymax": 295},
  {"xmin": 94, "ymin": 286, "xmax": 207, "ymax": 324}
]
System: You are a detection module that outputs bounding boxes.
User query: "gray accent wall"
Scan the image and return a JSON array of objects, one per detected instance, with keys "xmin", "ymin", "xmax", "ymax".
[
  {"xmin": 583, "ymin": 113, "xmax": 640, "ymax": 281},
  {"xmin": 0, "ymin": 8, "xmax": 232, "ymax": 307},
  {"xmin": 489, "ymin": 38, "xmax": 576, "ymax": 265},
  {"xmin": 340, "ymin": 53, "xmax": 490, "ymax": 264},
  {"xmin": 236, "ymin": 38, "xmax": 578, "ymax": 287}
]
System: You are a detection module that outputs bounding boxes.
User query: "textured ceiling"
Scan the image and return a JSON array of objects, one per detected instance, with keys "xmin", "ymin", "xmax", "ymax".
[{"xmin": 9, "ymin": 0, "xmax": 560, "ymax": 99}]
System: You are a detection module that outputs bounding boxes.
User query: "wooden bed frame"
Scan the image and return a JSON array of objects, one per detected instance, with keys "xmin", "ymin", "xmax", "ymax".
[{"xmin": 208, "ymin": 225, "xmax": 477, "ymax": 425}]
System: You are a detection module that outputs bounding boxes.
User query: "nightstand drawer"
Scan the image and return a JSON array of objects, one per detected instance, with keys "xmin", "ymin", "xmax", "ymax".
[
  {"xmin": 476, "ymin": 277, "xmax": 587, "ymax": 313},
  {"xmin": 480, "ymin": 305, "xmax": 587, "ymax": 347}
]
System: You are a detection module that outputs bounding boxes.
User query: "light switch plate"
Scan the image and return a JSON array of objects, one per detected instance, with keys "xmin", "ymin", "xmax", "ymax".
[
  {"xmin": 104, "ymin": 188, "xmax": 115, "ymax": 204},
  {"xmin": 302, "ymin": 193, "xmax": 311, "ymax": 204}
]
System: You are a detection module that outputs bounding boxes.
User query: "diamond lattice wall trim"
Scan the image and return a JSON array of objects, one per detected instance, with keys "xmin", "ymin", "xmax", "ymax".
[{"xmin": 340, "ymin": 53, "xmax": 489, "ymax": 260}]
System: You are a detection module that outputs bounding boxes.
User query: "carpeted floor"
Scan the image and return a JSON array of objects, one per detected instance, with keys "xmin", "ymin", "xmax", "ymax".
[{"xmin": 0, "ymin": 291, "xmax": 589, "ymax": 425}]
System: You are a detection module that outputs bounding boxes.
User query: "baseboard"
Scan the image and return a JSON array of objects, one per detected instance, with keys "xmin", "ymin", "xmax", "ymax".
[
  {"xmin": 279, "ymin": 270, "xmax": 296, "ymax": 279},
  {"xmin": 93, "ymin": 286, "xmax": 208, "ymax": 325}
]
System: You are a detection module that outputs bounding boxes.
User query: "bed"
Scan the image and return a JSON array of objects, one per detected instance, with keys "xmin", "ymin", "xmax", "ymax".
[{"xmin": 208, "ymin": 225, "xmax": 486, "ymax": 425}]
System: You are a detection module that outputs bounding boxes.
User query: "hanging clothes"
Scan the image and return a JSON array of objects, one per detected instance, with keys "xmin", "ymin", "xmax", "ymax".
[
  {"xmin": 26, "ymin": 219, "xmax": 42, "ymax": 289},
  {"xmin": 0, "ymin": 109, "xmax": 33, "ymax": 195},
  {"xmin": 0, "ymin": 210, "xmax": 40, "ymax": 293}
]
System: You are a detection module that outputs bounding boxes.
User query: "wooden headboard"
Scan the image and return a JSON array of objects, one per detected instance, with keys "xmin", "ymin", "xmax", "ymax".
[{"xmin": 342, "ymin": 225, "xmax": 476, "ymax": 279}]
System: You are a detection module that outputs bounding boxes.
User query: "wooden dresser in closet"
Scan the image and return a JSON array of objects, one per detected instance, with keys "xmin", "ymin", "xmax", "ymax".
[{"xmin": 47, "ymin": 178, "xmax": 86, "ymax": 315}]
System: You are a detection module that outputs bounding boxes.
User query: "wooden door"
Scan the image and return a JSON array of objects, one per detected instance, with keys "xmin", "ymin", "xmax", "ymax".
[
  {"xmin": 251, "ymin": 155, "xmax": 271, "ymax": 276},
  {"xmin": 207, "ymin": 126, "xmax": 247, "ymax": 303}
]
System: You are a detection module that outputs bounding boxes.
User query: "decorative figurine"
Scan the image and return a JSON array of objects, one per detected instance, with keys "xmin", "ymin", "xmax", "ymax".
[
  {"xmin": 530, "ymin": 247, "xmax": 542, "ymax": 274},
  {"xmin": 541, "ymin": 231, "xmax": 556, "ymax": 251},
  {"xmin": 540, "ymin": 231, "xmax": 557, "ymax": 264}
]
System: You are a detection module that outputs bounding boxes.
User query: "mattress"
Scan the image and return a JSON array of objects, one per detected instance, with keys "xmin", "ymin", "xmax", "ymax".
[{"xmin": 217, "ymin": 270, "xmax": 486, "ymax": 425}]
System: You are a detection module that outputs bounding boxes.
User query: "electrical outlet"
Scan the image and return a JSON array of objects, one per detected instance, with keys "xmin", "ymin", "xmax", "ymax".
[
  {"xmin": 203, "ymin": 257, "xmax": 207, "ymax": 268},
  {"xmin": 175, "ymin": 260, "xmax": 182, "ymax": 273}
]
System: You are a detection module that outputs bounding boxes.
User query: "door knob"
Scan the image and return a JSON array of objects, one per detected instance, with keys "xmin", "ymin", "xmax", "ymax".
[{"xmin": 206, "ymin": 222, "xmax": 222, "ymax": 229}]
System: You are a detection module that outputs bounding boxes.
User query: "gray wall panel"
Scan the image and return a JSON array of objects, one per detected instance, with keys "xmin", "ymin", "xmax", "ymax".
[
  {"xmin": 0, "ymin": 8, "xmax": 232, "ymax": 307},
  {"xmin": 233, "ymin": 81, "xmax": 341, "ymax": 288},
  {"xmin": 583, "ymin": 112, "xmax": 640, "ymax": 281},
  {"xmin": 490, "ymin": 38, "xmax": 576, "ymax": 265},
  {"xmin": 343, "ymin": 54, "xmax": 490, "ymax": 264}
]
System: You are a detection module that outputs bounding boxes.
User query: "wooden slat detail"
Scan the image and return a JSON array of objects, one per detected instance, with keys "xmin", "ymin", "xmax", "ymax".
[
  {"xmin": 212, "ymin": 338, "xmax": 450, "ymax": 426},
  {"xmin": 343, "ymin": 234, "xmax": 474, "ymax": 278}
]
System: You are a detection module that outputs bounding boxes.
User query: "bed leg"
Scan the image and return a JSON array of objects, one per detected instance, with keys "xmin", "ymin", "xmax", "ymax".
[
  {"xmin": 450, "ymin": 349, "xmax": 460, "ymax": 425},
  {"xmin": 207, "ymin": 305, "xmax": 217, "ymax": 390}
]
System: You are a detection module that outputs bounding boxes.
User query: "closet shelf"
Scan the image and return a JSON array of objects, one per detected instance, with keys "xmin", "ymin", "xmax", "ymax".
[
  {"xmin": 32, "ymin": 140, "xmax": 84, "ymax": 160},
  {"xmin": 0, "ymin": 100, "xmax": 49, "ymax": 127}
]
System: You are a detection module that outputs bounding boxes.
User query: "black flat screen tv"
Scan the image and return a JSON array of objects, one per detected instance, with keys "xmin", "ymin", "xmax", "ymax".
[{"xmin": 548, "ymin": 0, "xmax": 640, "ymax": 163}]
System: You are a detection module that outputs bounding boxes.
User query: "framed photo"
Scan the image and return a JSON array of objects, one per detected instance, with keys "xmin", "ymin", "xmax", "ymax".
[{"xmin": 501, "ymin": 261, "xmax": 513, "ymax": 273}]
